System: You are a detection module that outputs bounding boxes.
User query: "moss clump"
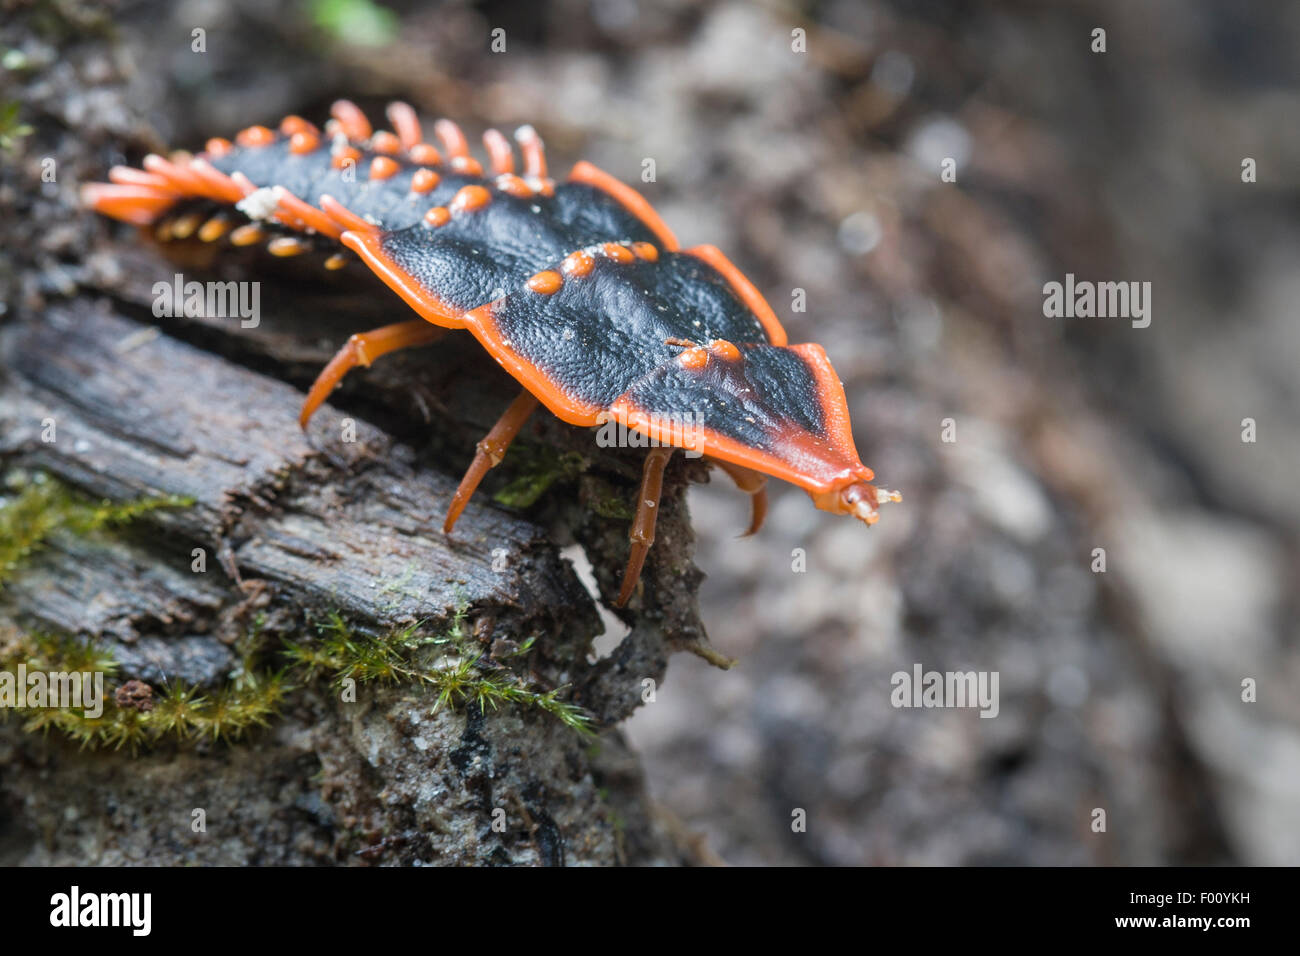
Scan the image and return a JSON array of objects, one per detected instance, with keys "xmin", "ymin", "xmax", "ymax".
[
  {"xmin": 590, "ymin": 496, "xmax": 635, "ymax": 521},
  {"xmin": 0, "ymin": 628, "xmax": 287, "ymax": 753},
  {"xmin": 493, "ymin": 447, "xmax": 587, "ymax": 510},
  {"xmin": 284, "ymin": 605, "xmax": 595, "ymax": 735},
  {"xmin": 0, "ymin": 474, "xmax": 591, "ymax": 751},
  {"xmin": 580, "ymin": 475, "xmax": 637, "ymax": 521},
  {"xmin": 0, "ymin": 608, "xmax": 592, "ymax": 752},
  {"xmin": 0, "ymin": 470, "xmax": 193, "ymax": 588}
]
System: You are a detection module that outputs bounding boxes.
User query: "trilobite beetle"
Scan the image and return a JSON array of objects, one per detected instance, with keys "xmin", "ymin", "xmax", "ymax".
[{"xmin": 83, "ymin": 100, "xmax": 900, "ymax": 606}]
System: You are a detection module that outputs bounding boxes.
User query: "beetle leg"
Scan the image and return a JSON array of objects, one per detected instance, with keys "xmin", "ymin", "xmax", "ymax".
[
  {"xmin": 300, "ymin": 320, "xmax": 446, "ymax": 428},
  {"xmin": 710, "ymin": 459, "xmax": 768, "ymax": 536},
  {"xmin": 615, "ymin": 447, "xmax": 674, "ymax": 607},
  {"xmin": 443, "ymin": 391, "xmax": 540, "ymax": 533}
]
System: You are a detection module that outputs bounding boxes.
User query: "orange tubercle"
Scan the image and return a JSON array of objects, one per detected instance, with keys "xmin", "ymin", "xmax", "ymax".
[
  {"xmin": 561, "ymin": 250, "xmax": 595, "ymax": 277},
  {"xmin": 483, "ymin": 129, "xmax": 515, "ymax": 174},
  {"xmin": 679, "ymin": 348, "xmax": 709, "ymax": 370},
  {"xmin": 434, "ymin": 119, "xmax": 470, "ymax": 158},
  {"xmin": 601, "ymin": 242, "xmax": 634, "ymax": 264},
  {"xmin": 236, "ymin": 125, "xmax": 275, "ymax": 148},
  {"xmin": 527, "ymin": 271, "xmax": 563, "ymax": 294},
  {"xmin": 386, "ymin": 102, "xmax": 423, "ymax": 150},
  {"xmin": 289, "ymin": 131, "xmax": 319, "ymax": 155},
  {"xmin": 369, "ymin": 156, "xmax": 400, "ymax": 180},
  {"xmin": 493, "ymin": 174, "xmax": 532, "ymax": 198},
  {"xmin": 330, "ymin": 99, "xmax": 373, "ymax": 141},
  {"xmin": 450, "ymin": 185, "xmax": 491, "ymax": 214},
  {"xmin": 708, "ymin": 339, "xmax": 741, "ymax": 361},
  {"xmin": 370, "ymin": 131, "xmax": 401, "ymax": 155},
  {"xmin": 331, "ymin": 145, "xmax": 362, "ymax": 170},
  {"xmin": 514, "ymin": 125, "xmax": 547, "ymax": 179},
  {"xmin": 279, "ymin": 115, "xmax": 318, "ymax": 137},
  {"xmin": 449, "ymin": 155, "xmax": 484, "ymax": 177},
  {"xmin": 409, "ymin": 143, "xmax": 442, "ymax": 166},
  {"xmin": 410, "ymin": 169, "xmax": 440, "ymax": 193}
]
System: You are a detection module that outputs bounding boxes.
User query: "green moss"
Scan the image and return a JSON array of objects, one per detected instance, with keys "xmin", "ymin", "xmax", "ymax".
[
  {"xmin": 2, "ymin": 607, "xmax": 591, "ymax": 752},
  {"xmin": 0, "ymin": 470, "xmax": 193, "ymax": 588},
  {"xmin": 0, "ymin": 474, "xmax": 591, "ymax": 751},
  {"xmin": 374, "ymin": 562, "xmax": 422, "ymax": 612},
  {"xmin": 582, "ymin": 475, "xmax": 637, "ymax": 521},
  {"xmin": 0, "ymin": 628, "xmax": 287, "ymax": 753},
  {"xmin": 493, "ymin": 447, "xmax": 588, "ymax": 510},
  {"xmin": 285, "ymin": 605, "xmax": 595, "ymax": 735}
]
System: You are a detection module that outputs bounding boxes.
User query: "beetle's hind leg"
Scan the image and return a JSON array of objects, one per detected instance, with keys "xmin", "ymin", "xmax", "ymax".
[
  {"xmin": 711, "ymin": 459, "xmax": 768, "ymax": 537},
  {"xmin": 443, "ymin": 391, "xmax": 540, "ymax": 533},
  {"xmin": 300, "ymin": 319, "xmax": 446, "ymax": 428},
  {"xmin": 615, "ymin": 447, "xmax": 675, "ymax": 608}
]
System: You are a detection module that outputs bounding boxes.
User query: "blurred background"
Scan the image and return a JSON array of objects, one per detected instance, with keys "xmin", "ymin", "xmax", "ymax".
[{"xmin": 15, "ymin": 0, "xmax": 1299, "ymax": 863}]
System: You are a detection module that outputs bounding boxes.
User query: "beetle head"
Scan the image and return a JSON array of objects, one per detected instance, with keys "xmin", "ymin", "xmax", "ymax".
[{"xmin": 810, "ymin": 480, "xmax": 902, "ymax": 526}]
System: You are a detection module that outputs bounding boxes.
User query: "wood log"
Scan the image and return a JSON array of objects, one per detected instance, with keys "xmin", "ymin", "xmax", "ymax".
[{"xmin": 0, "ymin": 53, "xmax": 715, "ymax": 860}]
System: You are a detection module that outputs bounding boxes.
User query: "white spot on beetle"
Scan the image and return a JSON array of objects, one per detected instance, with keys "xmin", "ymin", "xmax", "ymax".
[{"xmin": 236, "ymin": 187, "xmax": 280, "ymax": 221}]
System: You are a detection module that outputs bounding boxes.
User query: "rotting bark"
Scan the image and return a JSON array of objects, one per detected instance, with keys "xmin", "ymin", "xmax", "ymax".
[
  {"xmin": 0, "ymin": 5, "xmax": 715, "ymax": 866},
  {"xmin": 0, "ymin": 295, "xmax": 707, "ymax": 864}
]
